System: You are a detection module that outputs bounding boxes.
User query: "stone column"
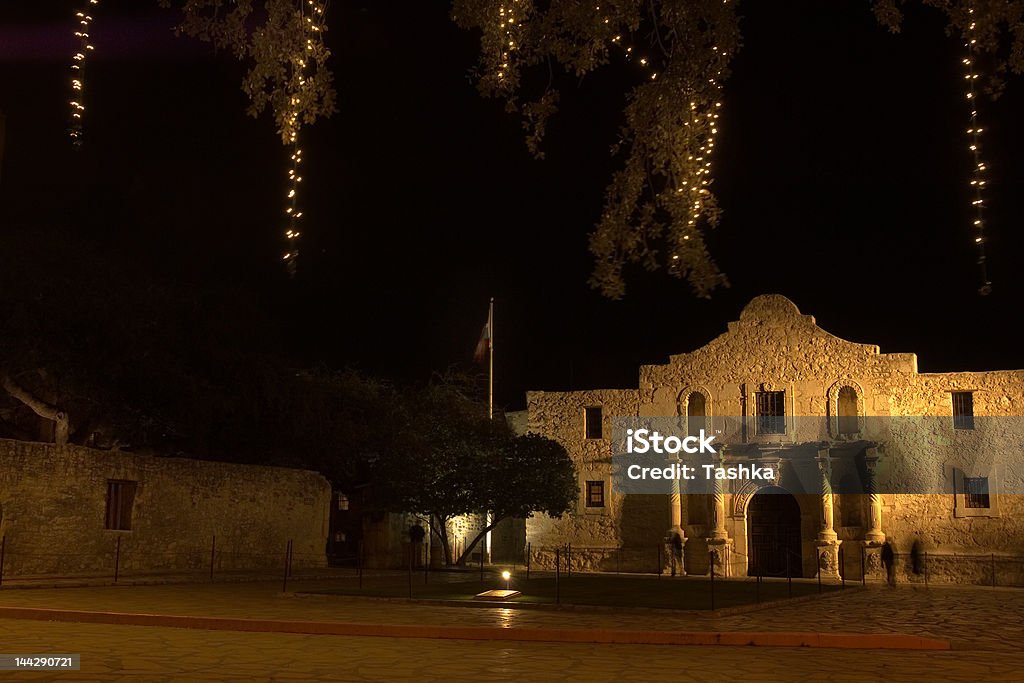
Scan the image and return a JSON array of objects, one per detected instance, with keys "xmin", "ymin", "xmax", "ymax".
[
  {"xmin": 864, "ymin": 449, "xmax": 885, "ymax": 545},
  {"xmin": 706, "ymin": 452, "xmax": 730, "ymax": 576},
  {"xmin": 665, "ymin": 462, "xmax": 685, "ymax": 576},
  {"xmin": 815, "ymin": 451, "xmax": 840, "ymax": 579}
]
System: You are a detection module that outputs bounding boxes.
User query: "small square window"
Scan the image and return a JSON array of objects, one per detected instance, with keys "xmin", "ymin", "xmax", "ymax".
[
  {"xmin": 584, "ymin": 406, "xmax": 603, "ymax": 439},
  {"xmin": 952, "ymin": 392, "xmax": 975, "ymax": 430},
  {"xmin": 755, "ymin": 391, "xmax": 786, "ymax": 435},
  {"xmin": 586, "ymin": 481, "xmax": 605, "ymax": 507},
  {"xmin": 964, "ymin": 476, "xmax": 990, "ymax": 508},
  {"xmin": 105, "ymin": 480, "xmax": 137, "ymax": 531}
]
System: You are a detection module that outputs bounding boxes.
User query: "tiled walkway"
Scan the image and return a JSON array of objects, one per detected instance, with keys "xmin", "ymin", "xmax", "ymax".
[{"xmin": 0, "ymin": 578, "xmax": 1021, "ymax": 680}]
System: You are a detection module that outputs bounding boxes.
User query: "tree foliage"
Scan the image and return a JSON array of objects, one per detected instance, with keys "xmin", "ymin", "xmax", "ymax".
[
  {"xmin": 370, "ymin": 373, "xmax": 577, "ymax": 565},
  {"xmin": 161, "ymin": 0, "xmax": 337, "ymax": 144},
  {"xmin": 453, "ymin": 0, "xmax": 1024, "ymax": 299}
]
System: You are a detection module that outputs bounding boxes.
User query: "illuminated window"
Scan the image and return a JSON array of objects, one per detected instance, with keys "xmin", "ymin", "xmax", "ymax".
[
  {"xmin": 952, "ymin": 392, "xmax": 975, "ymax": 430},
  {"xmin": 105, "ymin": 480, "xmax": 137, "ymax": 531},
  {"xmin": 586, "ymin": 481, "xmax": 605, "ymax": 507},
  {"xmin": 584, "ymin": 406, "xmax": 603, "ymax": 439},
  {"xmin": 755, "ymin": 391, "xmax": 786, "ymax": 435}
]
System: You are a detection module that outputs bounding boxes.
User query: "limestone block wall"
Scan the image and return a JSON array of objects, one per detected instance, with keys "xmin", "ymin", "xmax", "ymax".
[{"xmin": 0, "ymin": 439, "xmax": 330, "ymax": 577}]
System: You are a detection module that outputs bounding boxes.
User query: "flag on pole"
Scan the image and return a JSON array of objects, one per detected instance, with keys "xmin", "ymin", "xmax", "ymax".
[{"xmin": 473, "ymin": 312, "xmax": 491, "ymax": 364}]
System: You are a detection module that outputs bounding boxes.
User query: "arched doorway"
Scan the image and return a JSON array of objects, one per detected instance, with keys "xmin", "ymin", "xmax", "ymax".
[{"xmin": 747, "ymin": 487, "xmax": 801, "ymax": 577}]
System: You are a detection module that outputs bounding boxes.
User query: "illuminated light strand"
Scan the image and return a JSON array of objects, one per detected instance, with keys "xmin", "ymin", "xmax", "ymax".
[
  {"xmin": 963, "ymin": 7, "xmax": 991, "ymax": 295},
  {"xmin": 282, "ymin": 0, "xmax": 328, "ymax": 277},
  {"xmin": 495, "ymin": 0, "xmax": 524, "ymax": 83},
  {"xmin": 603, "ymin": 4, "xmax": 728, "ymax": 266},
  {"xmin": 68, "ymin": 0, "xmax": 98, "ymax": 148}
]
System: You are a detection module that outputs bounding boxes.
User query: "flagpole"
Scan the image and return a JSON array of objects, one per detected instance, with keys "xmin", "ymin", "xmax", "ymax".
[{"xmin": 488, "ymin": 297, "xmax": 494, "ymax": 421}]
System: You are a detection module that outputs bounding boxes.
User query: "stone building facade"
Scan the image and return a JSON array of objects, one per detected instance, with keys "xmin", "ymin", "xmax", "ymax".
[
  {"xmin": 0, "ymin": 439, "xmax": 331, "ymax": 577},
  {"xmin": 524, "ymin": 295, "xmax": 1024, "ymax": 584}
]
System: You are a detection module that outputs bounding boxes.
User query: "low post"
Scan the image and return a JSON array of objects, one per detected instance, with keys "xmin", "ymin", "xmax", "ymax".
[
  {"xmin": 709, "ymin": 550, "xmax": 715, "ymax": 611},
  {"xmin": 786, "ymin": 552, "xmax": 792, "ymax": 598},
  {"xmin": 840, "ymin": 546, "xmax": 845, "ymax": 588},
  {"xmin": 992, "ymin": 553, "xmax": 996, "ymax": 587},
  {"xmin": 755, "ymin": 570, "xmax": 761, "ymax": 604},
  {"xmin": 479, "ymin": 545, "xmax": 484, "ymax": 581},
  {"xmin": 288, "ymin": 538, "xmax": 294, "ymax": 578},
  {"xmin": 357, "ymin": 540, "xmax": 363, "ymax": 590},
  {"xmin": 114, "ymin": 536, "xmax": 121, "ymax": 584},
  {"xmin": 617, "ymin": 547, "xmax": 621, "ymax": 575},
  {"xmin": 0, "ymin": 535, "xmax": 5, "ymax": 588},
  {"xmin": 567, "ymin": 543, "xmax": 572, "ymax": 578},
  {"xmin": 526, "ymin": 542, "xmax": 531, "ymax": 581},
  {"xmin": 924, "ymin": 551, "xmax": 929, "ymax": 588},
  {"xmin": 408, "ymin": 542, "xmax": 413, "ymax": 599},
  {"xmin": 817, "ymin": 553, "xmax": 822, "ymax": 594},
  {"xmin": 657, "ymin": 544, "xmax": 662, "ymax": 577},
  {"xmin": 209, "ymin": 534, "xmax": 216, "ymax": 582},
  {"xmin": 424, "ymin": 541, "xmax": 429, "ymax": 584},
  {"xmin": 282, "ymin": 539, "xmax": 292, "ymax": 593},
  {"xmin": 861, "ymin": 545, "xmax": 866, "ymax": 587},
  {"xmin": 555, "ymin": 548, "xmax": 561, "ymax": 605}
]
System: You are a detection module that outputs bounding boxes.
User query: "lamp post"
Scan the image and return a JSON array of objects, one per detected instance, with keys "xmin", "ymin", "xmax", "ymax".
[{"xmin": 502, "ymin": 570, "xmax": 511, "ymax": 591}]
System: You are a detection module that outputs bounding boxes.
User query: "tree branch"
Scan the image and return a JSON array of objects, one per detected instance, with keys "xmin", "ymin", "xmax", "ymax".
[{"xmin": 1, "ymin": 373, "xmax": 70, "ymax": 445}]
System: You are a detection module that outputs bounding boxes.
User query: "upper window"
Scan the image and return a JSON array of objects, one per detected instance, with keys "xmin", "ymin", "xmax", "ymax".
[
  {"xmin": 952, "ymin": 392, "xmax": 975, "ymax": 430},
  {"xmin": 585, "ymin": 480, "xmax": 605, "ymax": 507},
  {"xmin": 837, "ymin": 386, "xmax": 859, "ymax": 435},
  {"xmin": 584, "ymin": 406, "xmax": 603, "ymax": 439},
  {"xmin": 105, "ymin": 480, "xmax": 137, "ymax": 531},
  {"xmin": 755, "ymin": 391, "xmax": 786, "ymax": 435},
  {"xmin": 686, "ymin": 392, "xmax": 706, "ymax": 436},
  {"xmin": 964, "ymin": 476, "xmax": 990, "ymax": 508}
]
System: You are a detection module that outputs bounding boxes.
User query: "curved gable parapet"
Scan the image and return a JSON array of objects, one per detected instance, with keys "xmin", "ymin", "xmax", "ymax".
[{"xmin": 640, "ymin": 294, "xmax": 918, "ymax": 388}]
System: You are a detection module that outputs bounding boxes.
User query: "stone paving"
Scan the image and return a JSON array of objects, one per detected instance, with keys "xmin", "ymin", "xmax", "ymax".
[{"xmin": 0, "ymin": 578, "xmax": 1022, "ymax": 680}]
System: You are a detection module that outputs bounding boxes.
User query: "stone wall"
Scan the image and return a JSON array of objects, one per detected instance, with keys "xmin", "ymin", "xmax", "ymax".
[
  {"xmin": 524, "ymin": 295, "xmax": 1024, "ymax": 585},
  {"xmin": 0, "ymin": 439, "xmax": 330, "ymax": 577}
]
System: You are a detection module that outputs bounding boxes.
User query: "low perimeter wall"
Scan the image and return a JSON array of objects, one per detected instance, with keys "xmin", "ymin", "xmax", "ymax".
[{"xmin": 0, "ymin": 439, "xmax": 330, "ymax": 577}]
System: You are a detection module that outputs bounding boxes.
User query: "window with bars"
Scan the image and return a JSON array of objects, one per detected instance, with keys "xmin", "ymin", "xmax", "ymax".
[
  {"xmin": 105, "ymin": 480, "xmax": 137, "ymax": 531},
  {"xmin": 584, "ymin": 406, "xmax": 603, "ymax": 439},
  {"xmin": 952, "ymin": 392, "xmax": 975, "ymax": 430},
  {"xmin": 755, "ymin": 391, "xmax": 786, "ymax": 435},
  {"xmin": 585, "ymin": 481, "xmax": 605, "ymax": 507},
  {"xmin": 964, "ymin": 476, "xmax": 990, "ymax": 508}
]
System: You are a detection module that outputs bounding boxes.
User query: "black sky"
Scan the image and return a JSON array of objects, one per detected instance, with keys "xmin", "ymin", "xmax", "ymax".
[{"xmin": 1, "ymin": 0, "xmax": 1022, "ymax": 411}]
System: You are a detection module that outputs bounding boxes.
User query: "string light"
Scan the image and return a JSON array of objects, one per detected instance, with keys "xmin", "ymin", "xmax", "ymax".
[
  {"xmin": 282, "ymin": 0, "xmax": 328, "ymax": 277},
  {"xmin": 963, "ymin": 7, "xmax": 991, "ymax": 295},
  {"xmin": 68, "ymin": 0, "xmax": 98, "ymax": 148}
]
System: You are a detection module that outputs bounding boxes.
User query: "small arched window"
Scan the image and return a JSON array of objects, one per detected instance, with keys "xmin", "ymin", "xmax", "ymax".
[
  {"xmin": 837, "ymin": 386, "xmax": 859, "ymax": 435},
  {"xmin": 687, "ymin": 392, "xmax": 706, "ymax": 436}
]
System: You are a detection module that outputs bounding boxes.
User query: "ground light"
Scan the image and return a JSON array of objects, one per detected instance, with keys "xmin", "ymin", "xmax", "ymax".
[
  {"xmin": 502, "ymin": 570, "xmax": 511, "ymax": 590},
  {"xmin": 474, "ymin": 570, "xmax": 520, "ymax": 601}
]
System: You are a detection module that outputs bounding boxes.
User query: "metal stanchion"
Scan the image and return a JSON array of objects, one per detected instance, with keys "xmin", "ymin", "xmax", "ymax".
[
  {"xmin": 114, "ymin": 536, "xmax": 121, "ymax": 584},
  {"xmin": 424, "ymin": 541, "xmax": 429, "ymax": 584},
  {"xmin": 0, "ymin": 535, "xmax": 5, "ymax": 588},
  {"xmin": 840, "ymin": 546, "xmax": 845, "ymax": 588},
  {"xmin": 709, "ymin": 550, "xmax": 715, "ymax": 611},
  {"xmin": 861, "ymin": 545, "xmax": 866, "ymax": 586},
  {"xmin": 526, "ymin": 542, "xmax": 531, "ymax": 581},
  {"xmin": 358, "ymin": 540, "xmax": 363, "ymax": 590},
  {"xmin": 817, "ymin": 553, "xmax": 822, "ymax": 594},
  {"xmin": 924, "ymin": 551, "xmax": 929, "ymax": 588},
  {"xmin": 786, "ymin": 552, "xmax": 792, "ymax": 598},
  {"xmin": 992, "ymin": 553, "xmax": 996, "ymax": 587},
  {"xmin": 555, "ymin": 548, "xmax": 561, "ymax": 605},
  {"xmin": 209, "ymin": 534, "xmax": 216, "ymax": 582},
  {"xmin": 479, "ymin": 545, "xmax": 484, "ymax": 581},
  {"xmin": 657, "ymin": 544, "xmax": 662, "ymax": 577},
  {"xmin": 408, "ymin": 543, "xmax": 413, "ymax": 598},
  {"xmin": 282, "ymin": 539, "xmax": 292, "ymax": 592},
  {"xmin": 567, "ymin": 543, "xmax": 572, "ymax": 578}
]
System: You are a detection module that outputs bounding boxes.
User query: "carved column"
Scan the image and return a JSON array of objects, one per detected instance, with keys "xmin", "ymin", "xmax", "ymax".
[
  {"xmin": 666, "ymin": 461, "xmax": 685, "ymax": 576},
  {"xmin": 815, "ymin": 450, "xmax": 840, "ymax": 579},
  {"xmin": 706, "ymin": 451, "xmax": 730, "ymax": 576},
  {"xmin": 864, "ymin": 449, "xmax": 885, "ymax": 545}
]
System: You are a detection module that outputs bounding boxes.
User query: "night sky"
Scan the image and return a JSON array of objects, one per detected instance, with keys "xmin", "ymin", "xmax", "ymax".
[{"xmin": 2, "ymin": 0, "xmax": 1022, "ymax": 411}]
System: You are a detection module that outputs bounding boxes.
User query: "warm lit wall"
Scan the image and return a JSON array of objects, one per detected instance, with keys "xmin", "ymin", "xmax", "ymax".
[{"xmin": 0, "ymin": 439, "xmax": 331, "ymax": 577}]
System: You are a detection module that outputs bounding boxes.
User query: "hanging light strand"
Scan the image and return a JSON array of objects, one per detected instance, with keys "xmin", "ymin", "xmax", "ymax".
[
  {"xmin": 282, "ymin": 0, "xmax": 328, "ymax": 277},
  {"xmin": 69, "ymin": 0, "xmax": 98, "ymax": 148},
  {"xmin": 964, "ymin": 7, "xmax": 992, "ymax": 295}
]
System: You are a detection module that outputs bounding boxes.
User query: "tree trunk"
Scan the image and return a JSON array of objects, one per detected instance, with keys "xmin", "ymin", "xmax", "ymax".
[
  {"xmin": 1, "ymin": 373, "xmax": 70, "ymax": 445},
  {"xmin": 429, "ymin": 514, "xmax": 453, "ymax": 566},
  {"xmin": 460, "ymin": 515, "xmax": 507, "ymax": 567}
]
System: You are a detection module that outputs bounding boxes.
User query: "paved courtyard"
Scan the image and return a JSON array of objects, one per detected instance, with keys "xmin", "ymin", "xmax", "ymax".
[{"xmin": 0, "ymin": 578, "xmax": 1021, "ymax": 680}]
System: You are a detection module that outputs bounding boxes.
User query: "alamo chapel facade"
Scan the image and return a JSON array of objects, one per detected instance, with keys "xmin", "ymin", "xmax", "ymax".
[{"xmin": 523, "ymin": 295, "xmax": 1024, "ymax": 584}]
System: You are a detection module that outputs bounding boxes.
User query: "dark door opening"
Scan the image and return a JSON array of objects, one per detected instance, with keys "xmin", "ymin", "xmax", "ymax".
[{"xmin": 747, "ymin": 487, "xmax": 802, "ymax": 577}]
